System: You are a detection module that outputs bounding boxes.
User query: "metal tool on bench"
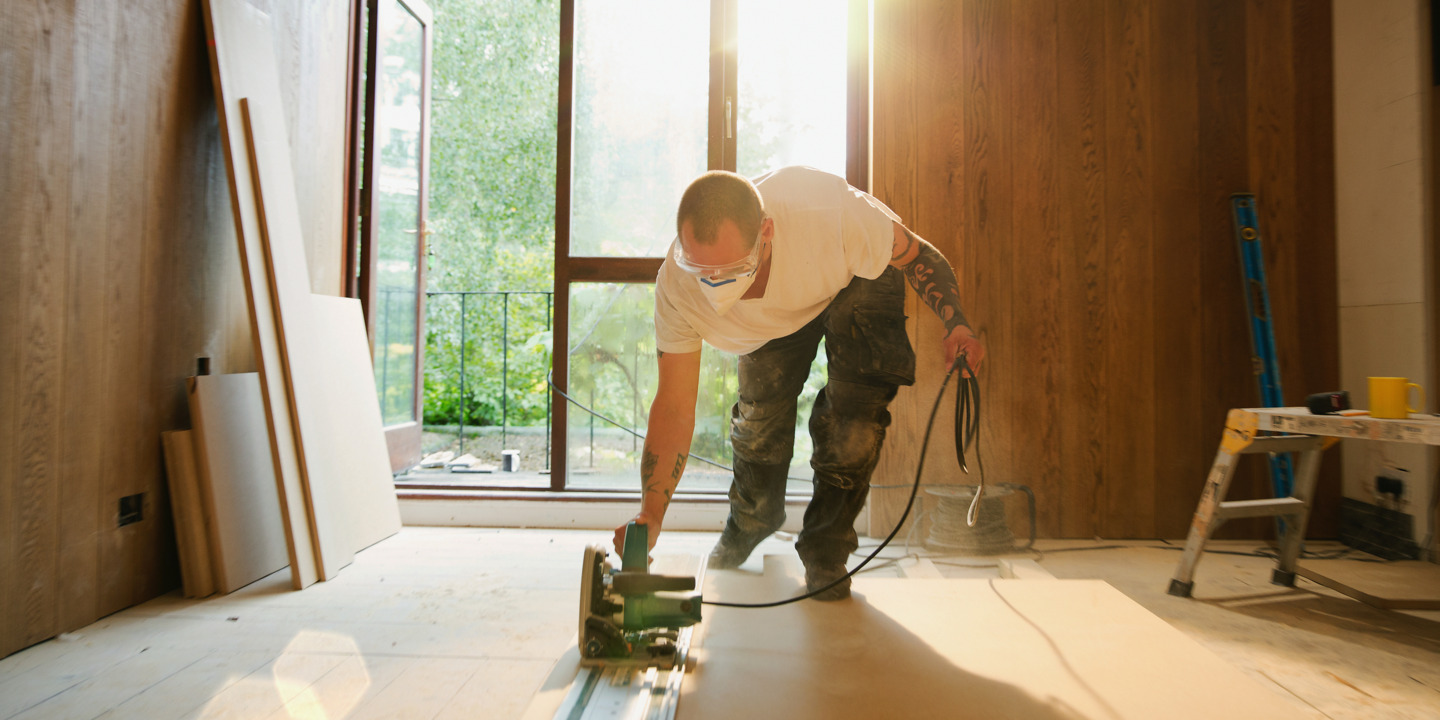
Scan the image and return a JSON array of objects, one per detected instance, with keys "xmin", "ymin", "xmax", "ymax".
[{"xmin": 579, "ymin": 521, "xmax": 703, "ymax": 668}]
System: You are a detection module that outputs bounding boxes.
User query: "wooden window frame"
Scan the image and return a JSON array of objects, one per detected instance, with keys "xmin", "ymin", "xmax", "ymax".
[{"xmin": 548, "ymin": 0, "xmax": 872, "ymax": 491}]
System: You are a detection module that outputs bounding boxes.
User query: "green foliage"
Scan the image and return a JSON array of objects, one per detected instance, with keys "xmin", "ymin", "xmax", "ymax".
[
  {"xmin": 423, "ymin": 0, "xmax": 559, "ymax": 427},
  {"xmin": 418, "ymin": 0, "xmax": 825, "ymax": 463}
]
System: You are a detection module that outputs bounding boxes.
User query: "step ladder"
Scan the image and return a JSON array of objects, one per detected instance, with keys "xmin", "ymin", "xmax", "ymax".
[{"xmin": 1167, "ymin": 409, "xmax": 1338, "ymax": 597}]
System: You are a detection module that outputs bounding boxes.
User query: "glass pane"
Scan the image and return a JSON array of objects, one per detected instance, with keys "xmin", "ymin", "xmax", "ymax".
[
  {"xmin": 736, "ymin": 0, "xmax": 848, "ymax": 178},
  {"xmin": 565, "ymin": 283, "xmax": 814, "ymax": 494},
  {"xmin": 422, "ymin": 0, "xmax": 558, "ymax": 458},
  {"xmin": 571, "ymin": 0, "xmax": 709, "ymax": 257},
  {"xmin": 374, "ymin": 0, "xmax": 425, "ymax": 426}
]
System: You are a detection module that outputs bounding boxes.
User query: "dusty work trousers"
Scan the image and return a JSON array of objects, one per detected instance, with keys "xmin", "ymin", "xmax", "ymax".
[{"xmin": 726, "ymin": 267, "xmax": 916, "ymax": 570}]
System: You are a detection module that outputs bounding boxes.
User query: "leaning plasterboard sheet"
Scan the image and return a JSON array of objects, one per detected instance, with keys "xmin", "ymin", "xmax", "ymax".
[
  {"xmin": 201, "ymin": 0, "xmax": 319, "ymax": 588},
  {"xmin": 187, "ymin": 374, "xmax": 290, "ymax": 594},
  {"xmin": 240, "ymin": 96, "xmax": 354, "ymax": 578},
  {"xmin": 308, "ymin": 294, "xmax": 402, "ymax": 552}
]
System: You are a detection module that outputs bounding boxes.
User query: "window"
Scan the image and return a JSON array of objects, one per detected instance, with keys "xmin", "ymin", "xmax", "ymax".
[
  {"xmin": 351, "ymin": 0, "xmax": 870, "ymax": 488},
  {"xmin": 553, "ymin": 0, "xmax": 869, "ymax": 492}
]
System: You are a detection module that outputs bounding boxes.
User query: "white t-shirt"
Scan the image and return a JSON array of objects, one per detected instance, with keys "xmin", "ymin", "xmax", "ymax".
[{"xmin": 654, "ymin": 166, "xmax": 902, "ymax": 356}]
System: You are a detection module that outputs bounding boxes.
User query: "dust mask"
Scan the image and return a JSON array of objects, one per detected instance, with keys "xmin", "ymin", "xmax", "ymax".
[{"xmin": 698, "ymin": 271, "xmax": 757, "ymax": 316}]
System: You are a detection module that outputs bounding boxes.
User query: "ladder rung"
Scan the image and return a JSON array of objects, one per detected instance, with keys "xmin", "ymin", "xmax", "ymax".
[{"xmin": 1216, "ymin": 497, "xmax": 1306, "ymax": 519}]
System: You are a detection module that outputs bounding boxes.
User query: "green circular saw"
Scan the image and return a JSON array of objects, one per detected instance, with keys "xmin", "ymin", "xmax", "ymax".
[{"xmin": 578, "ymin": 522, "xmax": 703, "ymax": 667}]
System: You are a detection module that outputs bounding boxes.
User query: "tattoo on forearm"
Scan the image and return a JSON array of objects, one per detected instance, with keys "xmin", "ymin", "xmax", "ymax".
[
  {"xmin": 671, "ymin": 455, "xmax": 685, "ymax": 480},
  {"xmin": 641, "ymin": 449, "xmax": 673, "ymax": 503},
  {"xmin": 902, "ymin": 231, "xmax": 969, "ymax": 332}
]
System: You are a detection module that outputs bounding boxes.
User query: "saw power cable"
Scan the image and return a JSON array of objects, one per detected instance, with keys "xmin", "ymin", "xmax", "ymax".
[
  {"xmin": 551, "ymin": 343, "xmax": 985, "ymax": 607},
  {"xmin": 705, "ymin": 354, "xmax": 983, "ymax": 608}
]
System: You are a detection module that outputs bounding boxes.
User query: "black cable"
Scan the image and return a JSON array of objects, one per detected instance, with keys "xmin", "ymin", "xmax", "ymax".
[
  {"xmin": 545, "ymin": 372, "xmax": 813, "ymax": 481},
  {"xmin": 545, "ymin": 372, "xmax": 735, "ymax": 473},
  {"xmin": 704, "ymin": 358, "xmax": 971, "ymax": 608},
  {"xmin": 952, "ymin": 358, "xmax": 984, "ymax": 527}
]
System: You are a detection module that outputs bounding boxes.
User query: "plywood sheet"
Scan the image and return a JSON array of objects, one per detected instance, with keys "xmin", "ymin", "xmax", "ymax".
[
  {"xmin": 201, "ymin": 0, "xmax": 318, "ymax": 589},
  {"xmin": 160, "ymin": 430, "xmax": 214, "ymax": 599},
  {"xmin": 308, "ymin": 294, "xmax": 402, "ymax": 552},
  {"xmin": 239, "ymin": 96, "xmax": 354, "ymax": 579},
  {"xmin": 187, "ymin": 374, "xmax": 290, "ymax": 594},
  {"xmin": 676, "ymin": 559, "xmax": 1310, "ymax": 720},
  {"xmin": 1298, "ymin": 560, "xmax": 1440, "ymax": 610}
]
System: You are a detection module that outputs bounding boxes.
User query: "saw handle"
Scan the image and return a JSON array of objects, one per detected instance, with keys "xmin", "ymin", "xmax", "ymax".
[
  {"xmin": 611, "ymin": 572, "xmax": 696, "ymax": 595},
  {"xmin": 621, "ymin": 521, "xmax": 649, "ymax": 572}
]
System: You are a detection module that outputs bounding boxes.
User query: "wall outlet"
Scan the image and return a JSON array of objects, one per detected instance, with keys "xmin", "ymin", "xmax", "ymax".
[
  {"xmin": 1376, "ymin": 475, "xmax": 1405, "ymax": 499},
  {"xmin": 118, "ymin": 493, "xmax": 144, "ymax": 527}
]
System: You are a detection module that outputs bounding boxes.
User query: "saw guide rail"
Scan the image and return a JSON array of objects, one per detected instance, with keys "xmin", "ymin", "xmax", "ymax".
[{"xmin": 557, "ymin": 522, "xmax": 705, "ymax": 720}]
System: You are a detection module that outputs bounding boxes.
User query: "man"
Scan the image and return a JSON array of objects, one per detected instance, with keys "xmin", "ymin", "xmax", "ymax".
[{"xmin": 615, "ymin": 166, "xmax": 983, "ymax": 601}]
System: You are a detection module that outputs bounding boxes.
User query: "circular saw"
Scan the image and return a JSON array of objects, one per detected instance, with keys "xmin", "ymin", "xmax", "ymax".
[{"xmin": 578, "ymin": 522, "xmax": 703, "ymax": 668}]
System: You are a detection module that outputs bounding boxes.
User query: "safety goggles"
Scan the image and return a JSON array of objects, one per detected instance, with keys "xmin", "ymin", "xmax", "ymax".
[{"xmin": 671, "ymin": 230, "xmax": 764, "ymax": 287}]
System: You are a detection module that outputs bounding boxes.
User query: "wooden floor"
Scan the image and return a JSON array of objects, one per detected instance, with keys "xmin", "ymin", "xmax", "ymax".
[{"xmin": 1, "ymin": 527, "xmax": 1438, "ymax": 719}]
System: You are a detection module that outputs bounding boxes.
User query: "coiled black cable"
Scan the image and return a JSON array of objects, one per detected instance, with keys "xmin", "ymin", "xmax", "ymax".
[{"xmin": 706, "ymin": 354, "xmax": 981, "ymax": 608}]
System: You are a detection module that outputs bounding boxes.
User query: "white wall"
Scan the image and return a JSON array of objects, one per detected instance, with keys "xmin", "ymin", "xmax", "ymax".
[{"xmin": 1334, "ymin": 0, "xmax": 1438, "ymax": 553}]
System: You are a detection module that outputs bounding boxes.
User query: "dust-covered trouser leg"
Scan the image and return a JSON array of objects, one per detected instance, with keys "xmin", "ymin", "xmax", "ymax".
[
  {"xmin": 710, "ymin": 314, "xmax": 823, "ymax": 569},
  {"xmin": 797, "ymin": 267, "xmax": 915, "ymax": 600}
]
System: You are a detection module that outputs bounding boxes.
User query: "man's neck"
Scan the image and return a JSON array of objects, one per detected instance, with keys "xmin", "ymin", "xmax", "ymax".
[{"xmin": 742, "ymin": 239, "xmax": 772, "ymax": 299}]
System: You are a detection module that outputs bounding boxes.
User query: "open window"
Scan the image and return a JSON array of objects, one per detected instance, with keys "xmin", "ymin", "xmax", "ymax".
[
  {"xmin": 345, "ymin": 0, "xmax": 870, "ymax": 488},
  {"xmin": 347, "ymin": 0, "xmax": 435, "ymax": 472}
]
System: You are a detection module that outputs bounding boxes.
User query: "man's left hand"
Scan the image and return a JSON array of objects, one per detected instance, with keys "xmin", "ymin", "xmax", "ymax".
[{"xmin": 944, "ymin": 325, "xmax": 984, "ymax": 376}]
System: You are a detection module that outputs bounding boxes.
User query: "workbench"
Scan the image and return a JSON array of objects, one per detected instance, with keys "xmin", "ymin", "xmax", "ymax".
[{"xmin": 1168, "ymin": 407, "xmax": 1440, "ymax": 607}]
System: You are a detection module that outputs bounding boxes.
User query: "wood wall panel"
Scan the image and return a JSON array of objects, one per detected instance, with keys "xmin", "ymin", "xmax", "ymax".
[
  {"xmin": 1054, "ymin": 0, "xmax": 1108, "ymax": 538},
  {"xmin": 965, "ymin": 0, "xmax": 1016, "ymax": 522},
  {"xmin": 1, "ymin": 0, "xmax": 352, "ymax": 659},
  {"xmin": 0, "ymin": 0, "xmax": 21, "ymax": 658},
  {"xmin": 1195, "ymin": 0, "xmax": 1267, "ymax": 538},
  {"xmin": 872, "ymin": 0, "xmax": 1339, "ymax": 540},
  {"xmin": 57, "ymin": 0, "xmax": 116, "ymax": 636},
  {"xmin": 1102, "ymin": 0, "xmax": 1156, "ymax": 538},
  {"xmin": 1008, "ymin": 1, "xmax": 1061, "ymax": 536},
  {"xmin": 1150, "ymin": 0, "xmax": 1207, "ymax": 535},
  {"xmin": 1290, "ymin": 0, "xmax": 1339, "ymax": 533}
]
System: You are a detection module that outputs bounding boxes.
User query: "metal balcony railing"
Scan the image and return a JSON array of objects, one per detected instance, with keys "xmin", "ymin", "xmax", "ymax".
[{"xmin": 424, "ymin": 290, "xmax": 553, "ymax": 466}]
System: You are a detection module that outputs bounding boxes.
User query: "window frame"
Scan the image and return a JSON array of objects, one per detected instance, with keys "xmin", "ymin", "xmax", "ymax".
[{"xmin": 547, "ymin": 0, "xmax": 873, "ymax": 491}]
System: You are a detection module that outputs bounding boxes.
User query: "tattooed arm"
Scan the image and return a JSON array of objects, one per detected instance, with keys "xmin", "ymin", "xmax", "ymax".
[
  {"xmin": 613, "ymin": 349, "xmax": 701, "ymax": 553},
  {"xmin": 888, "ymin": 223, "xmax": 986, "ymax": 373}
]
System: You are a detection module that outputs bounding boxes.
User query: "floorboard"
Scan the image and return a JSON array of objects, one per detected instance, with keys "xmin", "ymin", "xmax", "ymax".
[{"xmin": 0, "ymin": 528, "xmax": 1436, "ymax": 719}]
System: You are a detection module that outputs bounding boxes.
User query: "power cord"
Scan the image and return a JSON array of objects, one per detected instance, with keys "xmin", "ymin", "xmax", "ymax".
[{"xmin": 705, "ymin": 355, "xmax": 981, "ymax": 608}]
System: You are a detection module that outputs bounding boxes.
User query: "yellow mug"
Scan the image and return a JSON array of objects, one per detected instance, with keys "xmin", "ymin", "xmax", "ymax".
[{"xmin": 1368, "ymin": 377, "xmax": 1424, "ymax": 419}]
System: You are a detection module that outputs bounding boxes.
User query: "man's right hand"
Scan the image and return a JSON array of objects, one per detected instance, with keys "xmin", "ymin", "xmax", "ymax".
[{"xmin": 614, "ymin": 511, "xmax": 661, "ymax": 555}]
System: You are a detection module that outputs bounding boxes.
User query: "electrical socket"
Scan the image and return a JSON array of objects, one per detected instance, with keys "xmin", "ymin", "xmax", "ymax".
[
  {"xmin": 118, "ymin": 493, "xmax": 144, "ymax": 527},
  {"xmin": 1376, "ymin": 475, "xmax": 1405, "ymax": 499}
]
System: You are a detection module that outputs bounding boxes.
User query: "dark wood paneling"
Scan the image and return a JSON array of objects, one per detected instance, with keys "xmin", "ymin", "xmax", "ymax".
[
  {"xmin": 1150, "ymin": 0, "xmax": 1207, "ymax": 536},
  {"xmin": 1102, "ymin": 0, "xmax": 1157, "ymax": 538},
  {"xmin": 0, "ymin": 0, "xmax": 20, "ymax": 658},
  {"xmin": 1009, "ymin": 0, "xmax": 1061, "ymax": 535},
  {"xmin": 872, "ymin": 0, "xmax": 1338, "ymax": 540},
  {"xmin": 1196, "ymin": 0, "xmax": 1264, "ymax": 539},
  {"xmin": 1054, "ymin": 0, "xmax": 1108, "ymax": 538},
  {"xmin": 1288, "ymin": 0, "xmax": 1340, "ymax": 535},
  {"xmin": 1, "ymin": 0, "xmax": 352, "ymax": 659},
  {"xmin": 964, "ymin": 0, "xmax": 1016, "ymax": 523}
]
